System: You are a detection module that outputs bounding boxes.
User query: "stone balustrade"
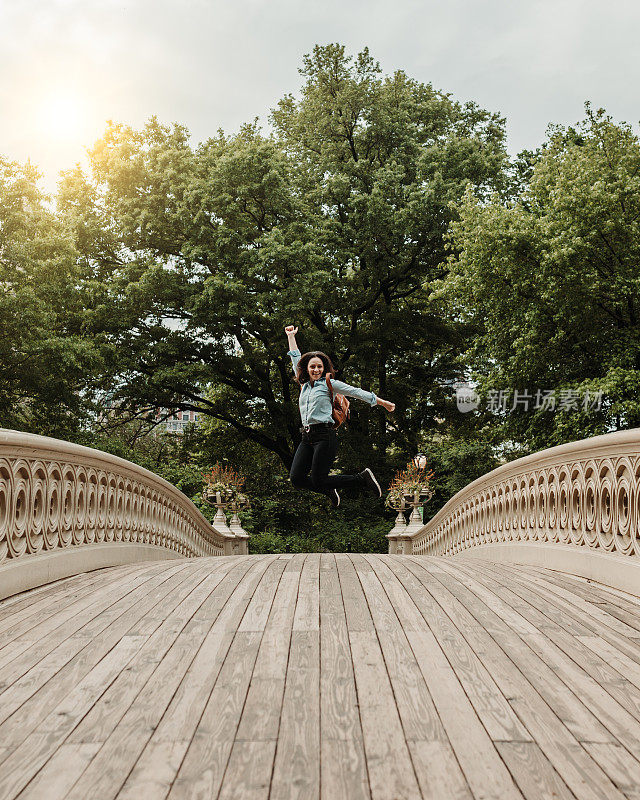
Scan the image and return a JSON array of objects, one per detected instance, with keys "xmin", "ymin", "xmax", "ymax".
[
  {"xmin": 0, "ymin": 429, "xmax": 243, "ymax": 599},
  {"xmin": 400, "ymin": 429, "xmax": 640, "ymax": 592}
]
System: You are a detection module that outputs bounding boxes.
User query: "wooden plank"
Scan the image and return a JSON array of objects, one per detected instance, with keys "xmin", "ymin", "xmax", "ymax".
[
  {"xmin": 121, "ymin": 556, "xmax": 289, "ymax": 800},
  {"xmin": 406, "ymin": 741, "xmax": 473, "ymax": 800},
  {"xmin": 218, "ymin": 740, "xmax": 277, "ymax": 800},
  {"xmin": 451, "ymin": 561, "xmax": 640, "ymax": 744},
  {"xmin": 0, "ymin": 561, "xmax": 178, "ymax": 685},
  {"xmin": 0, "ymin": 562, "xmax": 241, "ymax": 799},
  {"xmin": 0, "ymin": 563, "xmax": 143, "ymax": 622},
  {"xmin": 417, "ymin": 558, "xmax": 614, "ymax": 743},
  {"xmin": 334, "ymin": 554, "xmax": 373, "ymax": 632},
  {"xmin": 318, "ymin": 554, "xmax": 369, "ymax": 800},
  {"xmin": 358, "ymin": 555, "xmax": 479, "ymax": 799},
  {"xmin": 469, "ymin": 562, "xmax": 593, "ymax": 637},
  {"xmin": 9, "ymin": 552, "xmax": 640, "ymax": 800},
  {"xmin": 583, "ymin": 743, "xmax": 640, "ymax": 800},
  {"xmin": 495, "ymin": 563, "xmax": 640, "ymax": 638},
  {"xmin": 270, "ymin": 556, "xmax": 320, "ymax": 800},
  {"xmin": 503, "ymin": 564, "xmax": 640, "ymax": 662},
  {"xmin": 0, "ymin": 562, "xmax": 165, "ymax": 676},
  {"xmin": 397, "ymin": 622, "xmax": 523, "ymax": 799},
  {"xmin": 0, "ymin": 562, "xmax": 192, "ymax": 730},
  {"xmin": 496, "ymin": 741, "xmax": 576, "ymax": 800},
  {"xmin": 355, "ymin": 555, "xmax": 452, "ymax": 743},
  {"xmin": 473, "ymin": 561, "xmax": 640, "ymax": 674},
  {"xmin": 120, "ymin": 556, "xmax": 279, "ymax": 799},
  {"xmin": 538, "ymin": 622, "xmax": 640, "ymax": 718},
  {"xmin": 117, "ymin": 741, "xmax": 191, "ymax": 800},
  {"xmin": 0, "ymin": 560, "xmax": 209, "ymax": 744},
  {"xmin": 10, "ymin": 742, "xmax": 102, "ymax": 800},
  {"xmin": 0, "ymin": 560, "xmax": 165, "ymax": 636},
  {"xmin": 526, "ymin": 628, "xmax": 640, "ymax": 740},
  {"xmin": 0, "ymin": 567, "xmax": 129, "ymax": 641},
  {"xmin": 321, "ymin": 739, "xmax": 370, "ymax": 800},
  {"xmin": 143, "ymin": 559, "xmax": 281, "ymax": 745},
  {"xmin": 576, "ymin": 634, "xmax": 640, "ymax": 690},
  {"xmin": 319, "ymin": 554, "xmax": 366, "ymax": 742},
  {"xmin": 336, "ymin": 555, "xmax": 422, "ymax": 800},
  {"xmin": 377, "ymin": 560, "xmax": 530, "ymax": 747},
  {"xmin": 70, "ymin": 561, "xmax": 267, "ymax": 742},
  {"xmin": 9, "ymin": 561, "xmax": 221, "ymax": 746},
  {"xmin": 0, "ymin": 571, "xmax": 88, "ymax": 616},
  {"xmin": 166, "ymin": 631, "xmax": 265, "ymax": 800},
  {"xmin": 236, "ymin": 554, "xmax": 304, "ymax": 742},
  {"xmin": 577, "ymin": 578, "xmax": 640, "ymax": 610},
  {"xmin": 461, "ymin": 560, "xmax": 640, "ymax": 641},
  {"xmin": 67, "ymin": 558, "xmax": 277, "ymax": 800},
  {"xmin": 64, "ymin": 621, "xmax": 225, "ymax": 800},
  {"xmin": 0, "ymin": 733, "xmax": 101, "ymax": 800},
  {"xmin": 269, "ymin": 630, "xmax": 320, "ymax": 800},
  {"xmin": 364, "ymin": 559, "xmax": 480, "ymax": 800},
  {"xmin": 509, "ymin": 563, "xmax": 640, "ymax": 615},
  {"xmin": 364, "ymin": 555, "xmax": 530, "ymax": 744},
  {"xmin": 238, "ymin": 556, "xmax": 288, "ymax": 634},
  {"xmin": 293, "ymin": 553, "xmax": 319, "ymax": 631},
  {"xmin": 454, "ymin": 561, "xmax": 640, "ymax": 730},
  {"xmin": 405, "ymin": 558, "xmax": 628, "ymax": 800}
]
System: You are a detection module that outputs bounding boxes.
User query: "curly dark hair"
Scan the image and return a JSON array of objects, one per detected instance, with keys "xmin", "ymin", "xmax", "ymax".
[{"xmin": 295, "ymin": 351, "xmax": 337, "ymax": 385}]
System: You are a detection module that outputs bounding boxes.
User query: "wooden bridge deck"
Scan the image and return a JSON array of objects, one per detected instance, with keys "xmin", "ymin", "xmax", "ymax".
[{"xmin": 1, "ymin": 554, "xmax": 640, "ymax": 800}]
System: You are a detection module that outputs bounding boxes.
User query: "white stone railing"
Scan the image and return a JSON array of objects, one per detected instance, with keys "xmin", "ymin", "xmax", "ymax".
[
  {"xmin": 0, "ymin": 429, "xmax": 243, "ymax": 599},
  {"xmin": 400, "ymin": 429, "xmax": 640, "ymax": 591}
]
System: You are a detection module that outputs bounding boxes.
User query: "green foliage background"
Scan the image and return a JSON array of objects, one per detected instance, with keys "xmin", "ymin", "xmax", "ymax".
[{"xmin": 1, "ymin": 45, "xmax": 639, "ymax": 553}]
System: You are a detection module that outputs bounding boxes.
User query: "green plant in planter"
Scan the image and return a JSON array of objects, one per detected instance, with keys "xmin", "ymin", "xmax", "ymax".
[
  {"xmin": 202, "ymin": 464, "xmax": 246, "ymax": 504},
  {"xmin": 385, "ymin": 460, "xmax": 435, "ymax": 513}
]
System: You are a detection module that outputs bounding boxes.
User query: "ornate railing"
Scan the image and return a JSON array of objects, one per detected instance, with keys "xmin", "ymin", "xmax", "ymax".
[
  {"xmin": 405, "ymin": 429, "xmax": 640, "ymax": 561},
  {"xmin": 0, "ymin": 429, "xmax": 243, "ymax": 597}
]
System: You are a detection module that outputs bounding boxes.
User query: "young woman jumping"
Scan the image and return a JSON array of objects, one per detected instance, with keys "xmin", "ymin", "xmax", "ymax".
[{"xmin": 285, "ymin": 324, "xmax": 396, "ymax": 507}]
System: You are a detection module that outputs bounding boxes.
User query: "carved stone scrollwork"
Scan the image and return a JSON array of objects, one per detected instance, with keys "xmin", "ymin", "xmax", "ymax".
[
  {"xmin": 410, "ymin": 431, "xmax": 640, "ymax": 561},
  {"xmin": 0, "ymin": 430, "xmax": 233, "ymax": 574}
]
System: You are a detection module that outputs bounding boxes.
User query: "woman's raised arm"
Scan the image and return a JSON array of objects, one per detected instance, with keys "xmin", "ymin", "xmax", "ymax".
[
  {"xmin": 284, "ymin": 325, "xmax": 299, "ymax": 352},
  {"xmin": 285, "ymin": 325, "xmax": 301, "ymax": 376}
]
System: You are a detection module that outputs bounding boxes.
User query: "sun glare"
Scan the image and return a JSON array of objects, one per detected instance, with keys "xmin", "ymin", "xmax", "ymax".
[{"xmin": 40, "ymin": 90, "xmax": 83, "ymax": 139}]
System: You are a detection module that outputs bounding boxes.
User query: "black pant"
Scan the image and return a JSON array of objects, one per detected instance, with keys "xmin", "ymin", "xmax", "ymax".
[{"xmin": 289, "ymin": 427, "xmax": 365, "ymax": 496}]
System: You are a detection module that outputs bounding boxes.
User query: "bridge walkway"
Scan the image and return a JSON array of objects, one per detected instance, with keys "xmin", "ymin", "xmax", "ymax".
[{"xmin": 1, "ymin": 553, "xmax": 640, "ymax": 800}]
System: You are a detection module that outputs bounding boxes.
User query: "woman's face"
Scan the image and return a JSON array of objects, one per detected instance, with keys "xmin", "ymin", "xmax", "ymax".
[{"xmin": 307, "ymin": 357, "xmax": 324, "ymax": 381}]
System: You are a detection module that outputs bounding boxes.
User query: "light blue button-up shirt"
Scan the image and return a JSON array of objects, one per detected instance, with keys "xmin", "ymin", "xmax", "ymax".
[{"xmin": 288, "ymin": 349, "xmax": 378, "ymax": 426}]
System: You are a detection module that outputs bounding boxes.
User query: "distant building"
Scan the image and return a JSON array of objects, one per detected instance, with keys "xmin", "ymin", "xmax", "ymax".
[{"xmin": 155, "ymin": 409, "xmax": 200, "ymax": 434}]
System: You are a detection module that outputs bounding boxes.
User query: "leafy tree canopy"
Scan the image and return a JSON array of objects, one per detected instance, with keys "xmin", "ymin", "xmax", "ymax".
[
  {"xmin": 0, "ymin": 157, "xmax": 107, "ymax": 434},
  {"xmin": 58, "ymin": 43, "xmax": 508, "ymax": 468},
  {"xmin": 444, "ymin": 105, "xmax": 640, "ymax": 449}
]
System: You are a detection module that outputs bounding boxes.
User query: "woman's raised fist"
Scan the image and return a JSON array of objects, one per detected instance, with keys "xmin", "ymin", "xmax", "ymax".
[{"xmin": 284, "ymin": 325, "xmax": 298, "ymax": 335}]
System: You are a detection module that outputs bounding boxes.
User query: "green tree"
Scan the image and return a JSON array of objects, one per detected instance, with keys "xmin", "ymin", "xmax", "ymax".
[
  {"xmin": 445, "ymin": 105, "xmax": 640, "ymax": 449},
  {"xmin": 0, "ymin": 157, "xmax": 106, "ymax": 435},
  {"xmin": 57, "ymin": 44, "xmax": 507, "ymax": 474}
]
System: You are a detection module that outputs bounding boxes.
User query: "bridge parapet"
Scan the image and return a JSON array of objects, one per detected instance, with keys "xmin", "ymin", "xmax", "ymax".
[
  {"xmin": 406, "ymin": 429, "xmax": 640, "ymax": 590},
  {"xmin": 0, "ymin": 429, "xmax": 240, "ymax": 599}
]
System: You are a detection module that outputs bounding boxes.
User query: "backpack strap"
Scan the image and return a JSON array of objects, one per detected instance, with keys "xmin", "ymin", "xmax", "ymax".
[{"xmin": 325, "ymin": 374, "xmax": 334, "ymax": 400}]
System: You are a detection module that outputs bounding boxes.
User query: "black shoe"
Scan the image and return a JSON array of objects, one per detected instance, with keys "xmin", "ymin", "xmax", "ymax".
[
  {"xmin": 361, "ymin": 468, "xmax": 382, "ymax": 498},
  {"xmin": 328, "ymin": 488, "xmax": 341, "ymax": 507}
]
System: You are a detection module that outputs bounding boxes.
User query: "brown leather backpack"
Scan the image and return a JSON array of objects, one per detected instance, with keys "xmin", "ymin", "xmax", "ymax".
[{"xmin": 325, "ymin": 375, "xmax": 350, "ymax": 427}]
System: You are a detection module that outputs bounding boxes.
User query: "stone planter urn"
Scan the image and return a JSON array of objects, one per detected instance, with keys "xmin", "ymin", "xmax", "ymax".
[{"xmin": 385, "ymin": 455, "xmax": 434, "ymax": 554}]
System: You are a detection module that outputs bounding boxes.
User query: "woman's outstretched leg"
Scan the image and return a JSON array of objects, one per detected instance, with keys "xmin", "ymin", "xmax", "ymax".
[
  {"xmin": 309, "ymin": 432, "xmax": 371, "ymax": 494},
  {"xmin": 290, "ymin": 432, "xmax": 382, "ymax": 505},
  {"xmin": 289, "ymin": 439, "xmax": 316, "ymax": 492},
  {"xmin": 290, "ymin": 435, "xmax": 342, "ymax": 506}
]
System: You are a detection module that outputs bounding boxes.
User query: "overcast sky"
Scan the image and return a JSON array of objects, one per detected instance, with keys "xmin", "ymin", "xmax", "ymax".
[{"xmin": 1, "ymin": 0, "xmax": 638, "ymax": 191}]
